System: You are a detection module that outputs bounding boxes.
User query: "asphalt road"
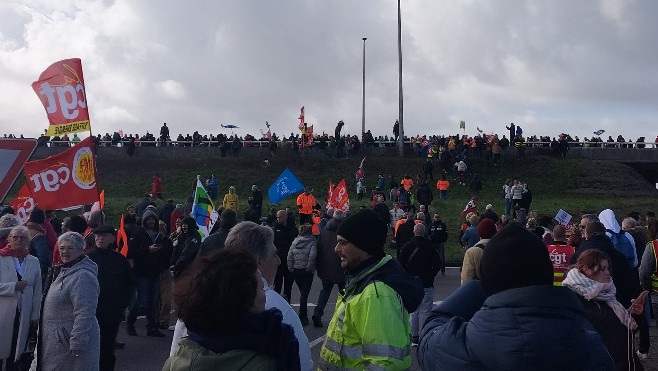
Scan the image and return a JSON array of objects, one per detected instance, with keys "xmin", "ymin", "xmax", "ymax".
[{"xmin": 115, "ymin": 267, "xmax": 658, "ymax": 370}]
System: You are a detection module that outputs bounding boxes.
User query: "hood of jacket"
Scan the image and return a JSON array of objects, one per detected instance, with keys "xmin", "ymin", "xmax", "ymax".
[
  {"xmin": 142, "ymin": 209, "xmax": 159, "ymax": 225},
  {"xmin": 598, "ymin": 209, "xmax": 620, "ymax": 233},
  {"xmin": 324, "ymin": 218, "xmax": 342, "ymax": 232},
  {"xmin": 60, "ymin": 255, "xmax": 98, "ymax": 282},
  {"xmin": 293, "ymin": 235, "xmax": 315, "ymax": 249},
  {"xmin": 348, "ymin": 255, "xmax": 423, "ymax": 314}
]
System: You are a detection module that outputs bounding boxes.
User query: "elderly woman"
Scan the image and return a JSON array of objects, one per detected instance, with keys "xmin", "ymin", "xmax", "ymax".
[
  {"xmin": 1, "ymin": 226, "xmax": 42, "ymax": 371},
  {"xmin": 164, "ymin": 249, "xmax": 299, "ymax": 370},
  {"xmin": 30, "ymin": 232, "xmax": 100, "ymax": 371}
]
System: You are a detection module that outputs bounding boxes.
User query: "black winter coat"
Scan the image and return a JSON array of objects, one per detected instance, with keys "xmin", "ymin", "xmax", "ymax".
[
  {"xmin": 399, "ymin": 236, "xmax": 441, "ymax": 287},
  {"xmin": 87, "ymin": 248, "xmax": 134, "ymax": 320}
]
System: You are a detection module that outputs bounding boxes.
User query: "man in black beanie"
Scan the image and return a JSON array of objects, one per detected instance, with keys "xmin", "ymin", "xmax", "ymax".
[
  {"xmin": 418, "ymin": 224, "xmax": 615, "ymax": 371},
  {"xmin": 319, "ymin": 209, "xmax": 423, "ymax": 370}
]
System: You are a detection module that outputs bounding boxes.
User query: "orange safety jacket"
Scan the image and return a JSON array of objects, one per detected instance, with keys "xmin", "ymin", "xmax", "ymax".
[
  {"xmin": 296, "ymin": 193, "xmax": 316, "ymax": 214},
  {"xmin": 436, "ymin": 180, "xmax": 450, "ymax": 191},
  {"xmin": 312, "ymin": 213, "xmax": 321, "ymax": 236},
  {"xmin": 401, "ymin": 178, "xmax": 413, "ymax": 191},
  {"xmin": 547, "ymin": 244, "xmax": 575, "ymax": 286}
]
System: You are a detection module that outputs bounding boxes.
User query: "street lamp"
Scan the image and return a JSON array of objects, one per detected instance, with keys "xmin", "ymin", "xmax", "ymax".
[
  {"xmin": 361, "ymin": 37, "xmax": 367, "ymax": 146},
  {"xmin": 397, "ymin": 0, "xmax": 404, "ymax": 157}
]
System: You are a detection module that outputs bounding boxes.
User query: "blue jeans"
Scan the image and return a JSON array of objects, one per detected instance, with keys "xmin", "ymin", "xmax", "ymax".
[
  {"xmin": 411, "ymin": 287, "xmax": 434, "ymax": 338},
  {"xmin": 313, "ymin": 279, "xmax": 345, "ymax": 319},
  {"xmin": 439, "ymin": 190, "xmax": 447, "ymax": 200},
  {"xmin": 504, "ymin": 198, "xmax": 512, "ymax": 216},
  {"xmin": 128, "ymin": 276, "xmax": 160, "ymax": 330}
]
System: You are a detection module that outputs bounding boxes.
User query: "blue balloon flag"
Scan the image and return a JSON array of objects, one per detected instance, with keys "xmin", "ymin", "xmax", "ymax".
[{"xmin": 268, "ymin": 168, "xmax": 304, "ymax": 204}]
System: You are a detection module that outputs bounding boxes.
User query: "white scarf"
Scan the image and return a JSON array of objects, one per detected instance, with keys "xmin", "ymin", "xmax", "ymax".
[{"xmin": 562, "ymin": 268, "xmax": 637, "ymax": 330}]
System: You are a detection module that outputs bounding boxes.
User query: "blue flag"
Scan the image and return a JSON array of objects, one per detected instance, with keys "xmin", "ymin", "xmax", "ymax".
[{"xmin": 268, "ymin": 168, "xmax": 304, "ymax": 204}]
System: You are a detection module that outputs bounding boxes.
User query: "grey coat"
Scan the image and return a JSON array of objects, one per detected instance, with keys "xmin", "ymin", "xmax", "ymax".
[
  {"xmin": 287, "ymin": 235, "xmax": 317, "ymax": 272},
  {"xmin": 31, "ymin": 256, "xmax": 100, "ymax": 371}
]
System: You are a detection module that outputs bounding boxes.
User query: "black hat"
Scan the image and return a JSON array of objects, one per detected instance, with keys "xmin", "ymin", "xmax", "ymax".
[
  {"xmin": 94, "ymin": 225, "xmax": 116, "ymax": 235},
  {"xmin": 337, "ymin": 209, "xmax": 387, "ymax": 258},
  {"xmin": 480, "ymin": 223, "xmax": 553, "ymax": 296}
]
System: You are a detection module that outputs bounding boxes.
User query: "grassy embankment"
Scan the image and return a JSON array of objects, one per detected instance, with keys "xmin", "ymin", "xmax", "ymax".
[{"xmin": 11, "ymin": 147, "xmax": 658, "ymax": 264}]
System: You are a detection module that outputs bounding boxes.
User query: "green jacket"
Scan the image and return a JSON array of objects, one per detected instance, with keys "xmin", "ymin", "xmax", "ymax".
[
  {"xmin": 319, "ymin": 255, "xmax": 423, "ymax": 370},
  {"xmin": 163, "ymin": 338, "xmax": 277, "ymax": 371}
]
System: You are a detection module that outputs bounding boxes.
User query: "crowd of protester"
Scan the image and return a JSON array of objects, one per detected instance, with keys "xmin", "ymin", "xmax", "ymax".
[{"xmin": 1, "ymin": 148, "xmax": 657, "ymax": 369}]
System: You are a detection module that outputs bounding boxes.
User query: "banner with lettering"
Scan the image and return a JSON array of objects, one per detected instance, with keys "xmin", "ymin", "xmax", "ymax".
[
  {"xmin": 22, "ymin": 137, "xmax": 99, "ymax": 210},
  {"xmin": 32, "ymin": 58, "xmax": 91, "ymax": 136}
]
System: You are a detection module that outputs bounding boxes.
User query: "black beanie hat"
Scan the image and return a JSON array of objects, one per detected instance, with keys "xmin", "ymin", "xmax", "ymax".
[
  {"xmin": 480, "ymin": 223, "xmax": 553, "ymax": 296},
  {"xmin": 29, "ymin": 208, "xmax": 46, "ymax": 224},
  {"xmin": 337, "ymin": 209, "xmax": 387, "ymax": 258}
]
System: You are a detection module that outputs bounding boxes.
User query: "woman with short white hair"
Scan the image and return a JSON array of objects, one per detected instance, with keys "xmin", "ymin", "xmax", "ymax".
[
  {"xmin": 30, "ymin": 232, "xmax": 100, "ymax": 371},
  {"xmin": 0, "ymin": 226, "xmax": 42, "ymax": 371}
]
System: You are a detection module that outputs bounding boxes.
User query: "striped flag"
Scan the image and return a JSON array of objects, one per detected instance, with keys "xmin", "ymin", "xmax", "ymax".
[
  {"xmin": 298, "ymin": 106, "xmax": 305, "ymax": 131},
  {"xmin": 192, "ymin": 177, "xmax": 219, "ymax": 240}
]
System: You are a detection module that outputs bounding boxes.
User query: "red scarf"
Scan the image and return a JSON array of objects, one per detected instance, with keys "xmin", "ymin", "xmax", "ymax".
[{"xmin": 0, "ymin": 245, "xmax": 29, "ymax": 259}]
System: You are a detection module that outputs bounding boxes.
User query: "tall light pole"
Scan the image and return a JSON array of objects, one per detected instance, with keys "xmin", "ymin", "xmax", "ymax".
[
  {"xmin": 361, "ymin": 37, "xmax": 367, "ymax": 146},
  {"xmin": 397, "ymin": 0, "xmax": 404, "ymax": 157}
]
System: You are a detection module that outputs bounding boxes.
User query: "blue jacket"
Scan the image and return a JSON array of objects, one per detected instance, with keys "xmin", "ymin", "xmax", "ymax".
[
  {"xmin": 461, "ymin": 224, "xmax": 479, "ymax": 248},
  {"xmin": 418, "ymin": 281, "xmax": 615, "ymax": 371}
]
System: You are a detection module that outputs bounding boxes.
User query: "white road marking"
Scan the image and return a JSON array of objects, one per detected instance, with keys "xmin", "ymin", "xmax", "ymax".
[{"xmin": 310, "ymin": 335, "xmax": 326, "ymax": 348}]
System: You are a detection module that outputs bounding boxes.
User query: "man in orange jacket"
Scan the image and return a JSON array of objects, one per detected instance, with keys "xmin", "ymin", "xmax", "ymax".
[
  {"xmin": 436, "ymin": 174, "xmax": 450, "ymax": 200},
  {"xmin": 296, "ymin": 188, "xmax": 317, "ymax": 225}
]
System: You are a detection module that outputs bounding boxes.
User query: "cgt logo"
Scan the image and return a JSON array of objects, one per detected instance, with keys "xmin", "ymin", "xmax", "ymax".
[
  {"xmin": 29, "ymin": 147, "xmax": 96, "ymax": 192},
  {"xmin": 15, "ymin": 197, "xmax": 35, "ymax": 225},
  {"xmin": 32, "ymin": 59, "xmax": 89, "ymax": 124},
  {"xmin": 36, "ymin": 81, "xmax": 87, "ymax": 120}
]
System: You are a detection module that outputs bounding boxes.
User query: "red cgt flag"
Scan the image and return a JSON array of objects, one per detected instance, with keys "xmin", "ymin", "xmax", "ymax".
[
  {"xmin": 9, "ymin": 184, "xmax": 35, "ymax": 225},
  {"xmin": 32, "ymin": 58, "xmax": 91, "ymax": 136},
  {"xmin": 329, "ymin": 179, "xmax": 350, "ymax": 213},
  {"xmin": 23, "ymin": 136, "xmax": 99, "ymax": 210}
]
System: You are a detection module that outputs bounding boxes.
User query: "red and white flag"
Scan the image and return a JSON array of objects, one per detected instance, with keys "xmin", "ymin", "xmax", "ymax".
[
  {"xmin": 298, "ymin": 106, "xmax": 305, "ymax": 131},
  {"xmin": 23, "ymin": 137, "xmax": 99, "ymax": 210},
  {"xmin": 328, "ymin": 179, "xmax": 350, "ymax": 213},
  {"xmin": 460, "ymin": 196, "xmax": 478, "ymax": 217},
  {"xmin": 326, "ymin": 179, "xmax": 334, "ymax": 209},
  {"xmin": 32, "ymin": 58, "xmax": 91, "ymax": 136},
  {"xmin": 9, "ymin": 185, "xmax": 35, "ymax": 225}
]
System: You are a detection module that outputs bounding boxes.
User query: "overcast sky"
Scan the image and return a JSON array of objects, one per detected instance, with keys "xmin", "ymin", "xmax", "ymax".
[{"xmin": 1, "ymin": 0, "xmax": 657, "ymax": 141}]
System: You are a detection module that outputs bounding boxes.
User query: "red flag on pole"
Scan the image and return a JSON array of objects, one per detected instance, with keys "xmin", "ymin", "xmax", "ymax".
[
  {"xmin": 326, "ymin": 179, "xmax": 334, "ymax": 209},
  {"xmin": 460, "ymin": 196, "xmax": 478, "ymax": 217},
  {"xmin": 31, "ymin": 58, "xmax": 91, "ymax": 136},
  {"xmin": 298, "ymin": 106, "xmax": 305, "ymax": 131},
  {"xmin": 22, "ymin": 136, "xmax": 99, "ymax": 210},
  {"xmin": 9, "ymin": 185, "xmax": 35, "ymax": 225},
  {"xmin": 329, "ymin": 180, "xmax": 350, "ymax": 213}
]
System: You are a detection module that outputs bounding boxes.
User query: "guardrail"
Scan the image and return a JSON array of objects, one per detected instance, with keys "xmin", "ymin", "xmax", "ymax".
[{"xmin": 39, "ymin": 140, "xmax": 658, "ymax": 149}]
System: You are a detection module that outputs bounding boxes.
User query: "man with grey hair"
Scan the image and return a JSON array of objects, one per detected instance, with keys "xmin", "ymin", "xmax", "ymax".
[
  {"xmin": 168, "ymin": 221, "xmax": 312, "ymax": 370},
  {"xmin": 312, "ymin": 209, "xmax": 345, "ymax": 328}
]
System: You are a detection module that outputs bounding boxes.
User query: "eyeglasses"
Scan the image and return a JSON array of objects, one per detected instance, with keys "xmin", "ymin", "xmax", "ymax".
[{"xmin": 579, "ymin": 225, "xmax": 587, "ymax": 229}]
